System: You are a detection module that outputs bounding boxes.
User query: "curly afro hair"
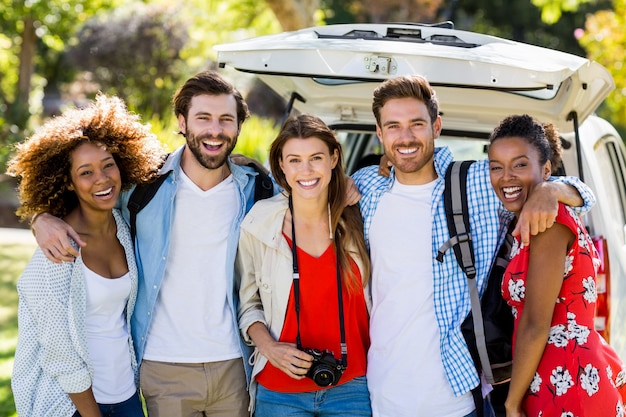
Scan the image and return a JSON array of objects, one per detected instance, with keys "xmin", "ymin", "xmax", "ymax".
[{"xmin": 7, "ymin": 93, "xmax": 166, "ymax": 221}]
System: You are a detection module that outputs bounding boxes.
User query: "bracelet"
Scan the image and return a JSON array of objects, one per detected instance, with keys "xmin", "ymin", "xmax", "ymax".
[
  {"xmin": 29, "ymin": 212, "xmax": 43, "ymax": 236},
  {"xmin": 29, "ymin": 212, "xmax": 41, "ymax": 226}
]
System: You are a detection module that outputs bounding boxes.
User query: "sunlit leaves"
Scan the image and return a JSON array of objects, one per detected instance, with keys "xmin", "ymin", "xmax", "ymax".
[
  {"xmin": 531, "ymin": 0, "xmax": 596, "ymax": 24},
  {"xmin": 577, "ymin": 0, "xmax": 626, "ymax": 127}
]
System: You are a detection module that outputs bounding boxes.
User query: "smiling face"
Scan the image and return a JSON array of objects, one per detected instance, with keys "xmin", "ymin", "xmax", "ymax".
[
  {"xmin": 68, "ymin": 142, "xmax": 122, "ymax": 213},
  {"xmin": 376, "ymin": 97, "xmax": 441, "ymax": 185},
  {"xmin": 488, "ymin": 136, "xmax": 552, "ymax": 214},
  {"xmin": 279, "ymin": 136, "xmax": 339, "ymax": 202},
  {"xmin": 179, "ymin": 94, "xmax": 240, "ymax": 170}
]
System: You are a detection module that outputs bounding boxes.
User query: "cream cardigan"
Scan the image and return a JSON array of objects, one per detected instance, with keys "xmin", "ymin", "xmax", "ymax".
[{"xmin": 236, "ymin": 192, "xmax": 371, "ymax": 413}]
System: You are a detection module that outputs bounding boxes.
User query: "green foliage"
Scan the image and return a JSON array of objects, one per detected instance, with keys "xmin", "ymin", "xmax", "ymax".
[
  {"xmin": 451, "ymin": 0, "xmax": 613, "ymax": 56},
  {"xmin": 148, "ymin": 114, "xmax": 185, "ymax": 153},
  {"xmin": 64, "ymin": 2, "xmax": 189, "ymax": 119},
  {"xmin": 0, "ymin": 240, "xmax": 36, "ymax": 417},
  {"xmin": 531, "ymin": 0, "xmax": 595, "ymax": 24},
  {"xmin": 234, "ymin": 115, "xmax": 280, "ymax": 164},
  {"xmin": 0, "ymin": 0, "xmax": 124, "ymax": 173},
  {"xmin": 173, "ymin": 0, "xmax": 282, "ymax": 68},
  {"xmin": 578, "ymin": 0, "xmax": 626, "ymax": 131}
]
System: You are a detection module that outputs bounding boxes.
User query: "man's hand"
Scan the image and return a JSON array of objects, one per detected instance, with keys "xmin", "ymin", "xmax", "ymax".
[
  {"xmin": 345, "ymin": 176, "xmax": 361, "ymax": 206},
  {"xmin": 230, "ymin": 154, "xmax": 269, "ymax": 174},
  {"xmin": 378, "ymin": 154, "xmax": 392, "ymax": 177},
  {"xmin": 513, "ymin": 182, "xmax": 558, "ymax": 245},
  {"xmin": 32, "ymin": 213, "xmax": 85, "ymax": 263}
]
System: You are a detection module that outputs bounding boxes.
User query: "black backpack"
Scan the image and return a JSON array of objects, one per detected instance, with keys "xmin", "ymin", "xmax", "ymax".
[
  {"xmin": 127, "ymin": 160, "xmax": 274, "ymax": 241},
  {"xmin": 436, "ymin": 160, "xmax": 514, "ymax": 417}
]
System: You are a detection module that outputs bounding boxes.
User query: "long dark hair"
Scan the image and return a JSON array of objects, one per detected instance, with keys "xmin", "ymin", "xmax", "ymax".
[{"xmin": 269, "ymin": 114, "xmax": 370, "ymax": 292}]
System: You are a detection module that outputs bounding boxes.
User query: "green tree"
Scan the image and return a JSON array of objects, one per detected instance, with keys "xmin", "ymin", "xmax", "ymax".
[
  {"xmin": 578, "ymin": 0, "xmax": 626, "ymax": 129},
  {"xmin": 64, "ymin": 2, "xmax": 188, "ymax": 119},
  {"xmin": 531, "ymin": 0, "xmax": 596, "ymax": 24},
  {"xmin": 0, "ymin": 0, "xmax": 123, "ymax": 170}
]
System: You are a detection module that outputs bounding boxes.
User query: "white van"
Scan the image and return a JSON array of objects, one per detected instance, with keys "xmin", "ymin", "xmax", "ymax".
[{"xmin": 215, "ymin": 22, "xmax": 626, "ymax": 360}]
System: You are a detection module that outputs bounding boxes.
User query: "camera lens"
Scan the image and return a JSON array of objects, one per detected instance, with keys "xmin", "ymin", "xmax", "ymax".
[{"xmin": 312, "ymin": 365, "xmax": 336, "ymax": 387}]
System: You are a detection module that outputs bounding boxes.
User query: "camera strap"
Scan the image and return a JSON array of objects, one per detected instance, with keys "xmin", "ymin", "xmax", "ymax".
[{"xmin": 289, "ymin": 196, "xmax": 348, "ymax": 368}]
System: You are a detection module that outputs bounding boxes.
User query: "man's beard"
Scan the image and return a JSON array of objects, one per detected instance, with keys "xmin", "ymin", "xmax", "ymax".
[{"xmin": 186, "ymin": 130, "xmax": 237, "ymax": 170}]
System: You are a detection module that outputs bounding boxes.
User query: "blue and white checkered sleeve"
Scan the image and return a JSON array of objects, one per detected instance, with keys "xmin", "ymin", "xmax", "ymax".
[{"xmin": 550, "ymin": 175, "xmax": 596, "ymax": 214}]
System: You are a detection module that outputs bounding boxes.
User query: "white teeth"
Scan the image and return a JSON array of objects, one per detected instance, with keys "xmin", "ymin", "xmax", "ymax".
[
  {"xmin": 94, "ymin": 187, "xmax": 112, "ymax": 196},
  {"xmin": 203, "ymin": 140, "xmax": 222, "ymax": 146},
  {"xmin": 398, "ymin": 147, "xmax": 417, "ymax": 154},
  {"xmin": 502, "ymin": 186, "xmax": 522, "ymax": 198},
  {"xmin": 299, "ymin": 179, "xmax": 318, "ymax": 187}
]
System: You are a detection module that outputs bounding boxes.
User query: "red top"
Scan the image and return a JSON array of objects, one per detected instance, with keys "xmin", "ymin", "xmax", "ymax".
[
  {"xmin": 256, "ymin": 235, "xmax": 370, "ymax": 392},
  {"xmin": 502, "ymin": 204, "xmax": 626, "ymax": 416}
]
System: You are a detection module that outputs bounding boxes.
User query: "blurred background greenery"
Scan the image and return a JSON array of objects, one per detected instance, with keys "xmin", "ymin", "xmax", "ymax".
[
  {"xmin": 2, "ymin": 0, "xmax": 626, "ymax": 175},
  {"xmin": 2, "ymin": 0, "xmax": 626, "ymax": 414}
]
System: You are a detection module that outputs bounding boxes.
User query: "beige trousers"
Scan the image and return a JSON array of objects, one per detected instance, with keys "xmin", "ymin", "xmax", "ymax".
[{"xmin": 140, "ymin": 358, "xmax": 249, "ymax": 417}]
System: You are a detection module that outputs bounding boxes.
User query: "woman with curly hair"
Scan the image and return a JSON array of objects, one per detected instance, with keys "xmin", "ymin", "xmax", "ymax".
[
  {"xmin": 8, "ymin": 93, "xmax": 164, "ymax": 417},
  {"xmin": 488, "ymin": 114, "xmax": 626, "ymax": 417}
]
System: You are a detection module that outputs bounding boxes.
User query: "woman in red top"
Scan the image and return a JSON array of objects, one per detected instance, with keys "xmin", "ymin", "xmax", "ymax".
[
  {"xmin": 488, "ymin": 114, "xmax": 626, "ymax": 417},
  {"xmin": 236, "ymin": 114, "xmax": 371, "ymax": 416}
]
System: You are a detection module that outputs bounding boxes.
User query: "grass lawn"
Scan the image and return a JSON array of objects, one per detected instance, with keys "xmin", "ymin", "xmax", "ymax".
[{"xmin": 0, "ymin": 239, "xmax": 36, "ymax": 417}]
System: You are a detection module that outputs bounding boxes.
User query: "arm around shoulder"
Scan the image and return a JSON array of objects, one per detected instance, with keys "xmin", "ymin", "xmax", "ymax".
[
  {"xmin": 549, "ymin": 175, "xmax": 596, "ymax": 212},
  {"xmin": 31, "ymin": 213, "xmax": 85, "ymax": 263},
  {"xmin": 514, "ymin": 178, "xmax": 594, "ymax": 244}
]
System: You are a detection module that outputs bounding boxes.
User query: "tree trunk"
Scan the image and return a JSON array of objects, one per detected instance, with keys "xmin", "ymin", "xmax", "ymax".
[
  {"xmin": 12, "ymin": 15, "xmax": 36, "ymax": 128},
  {"xmin": 264, "ymin": 0, "xmax": 319, "ymax": 31}
]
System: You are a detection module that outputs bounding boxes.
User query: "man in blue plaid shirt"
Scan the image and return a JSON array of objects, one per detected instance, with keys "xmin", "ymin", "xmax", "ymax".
[{"xmin": 352, "ymin": 75, "xmax": 595, "ymax": 417}]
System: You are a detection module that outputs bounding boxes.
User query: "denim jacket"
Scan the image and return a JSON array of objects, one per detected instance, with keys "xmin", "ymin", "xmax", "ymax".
[{"xmin": 118, "ymin": 145, "xmax": 266, "ymax": 384}]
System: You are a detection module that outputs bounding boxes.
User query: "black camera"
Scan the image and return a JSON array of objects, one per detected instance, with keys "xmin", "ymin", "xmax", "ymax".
[{"xmin": 302, "ymin": 348, "xmax": 346, "ymax": 387}]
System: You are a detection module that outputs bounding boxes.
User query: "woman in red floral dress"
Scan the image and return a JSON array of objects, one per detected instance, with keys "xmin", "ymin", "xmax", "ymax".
[{"xmin": 488, "ymin": 114, "xmax": 626, "ymax": 417}]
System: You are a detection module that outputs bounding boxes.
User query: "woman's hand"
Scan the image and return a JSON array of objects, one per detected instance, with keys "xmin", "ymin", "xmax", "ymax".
[
  {"xmin": 247, "ymin": 321, "xmax": 313, "ymax": 379},
  {"xmin": 261, "ymin": 340, "xmax": 313, "ymax": 380}
]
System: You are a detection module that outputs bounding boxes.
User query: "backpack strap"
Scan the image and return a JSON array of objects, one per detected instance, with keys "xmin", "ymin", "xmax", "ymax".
[
  {"xmin": 248, "ymin": 162, "xmax": 274, "ymax": 202},
  {"xmin": 437, "ymin": 160, "xmax": 476, "ymax": 277},
  {"xmin": 127, "ymin": 171, "xmax": 171, "ymax": 242},
  {"xmin": 436, "ymin": 160, "xmax": 496, "ymax": 390}
]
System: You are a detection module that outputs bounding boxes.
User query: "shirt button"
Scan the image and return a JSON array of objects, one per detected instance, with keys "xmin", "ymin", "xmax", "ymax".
[{"xmin": 153, "ymin": 285, "xmax": 157, "ymax": 289}]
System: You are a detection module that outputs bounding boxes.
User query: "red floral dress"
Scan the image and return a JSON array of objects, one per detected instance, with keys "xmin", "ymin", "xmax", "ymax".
[{"xmin": 502, "ymin": 204, "xmax": 626, "ymax": 417}]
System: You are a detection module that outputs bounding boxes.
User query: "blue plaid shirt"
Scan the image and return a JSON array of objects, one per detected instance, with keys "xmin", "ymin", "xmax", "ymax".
[{"xmin": 352, "ymin": 146, "xmax": 595, "ymax": 396}]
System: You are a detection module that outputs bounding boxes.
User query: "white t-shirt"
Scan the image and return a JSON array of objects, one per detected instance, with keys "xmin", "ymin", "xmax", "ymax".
[
  {"xmin": 367, "ymin": 179, "xmax": 474, "ymax": 417},
  {"xmin": 84, "ymin": 267, "xmax": 136, "ymax": 404},
  {"xmin": 143, "ymin": 170, "xmax": 241, "ymax": 362}
]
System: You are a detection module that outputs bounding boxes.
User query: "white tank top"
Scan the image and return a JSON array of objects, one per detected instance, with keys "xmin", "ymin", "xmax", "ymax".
[{"xmin": 84, "ymin": 265, "xmax": 136, "ymax": 404}]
